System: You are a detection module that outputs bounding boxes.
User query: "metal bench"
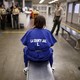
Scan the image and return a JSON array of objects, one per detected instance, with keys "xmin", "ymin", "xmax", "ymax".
[
  {"xmin": 26, "ymin": 61, "xmax": 55, "ymax": 80},
  {"xmin": 61, "ymin": 24, "xmax": 80, "ymax": 50}
]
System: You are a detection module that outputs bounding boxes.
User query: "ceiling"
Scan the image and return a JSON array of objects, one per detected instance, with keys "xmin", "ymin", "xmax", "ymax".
[
  {"xmin": 26, "ymin": 0, "xmax": 66, "ymax": 4},
  {"xmin": 32, "ymin": 0, "xmax": 52, "ymax": 4}
]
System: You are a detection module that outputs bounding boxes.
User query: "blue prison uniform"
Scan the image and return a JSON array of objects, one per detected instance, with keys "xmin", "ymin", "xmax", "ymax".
[{"xmin": 21, "ymin": 28, "xmax": 57, "ymax": 67}]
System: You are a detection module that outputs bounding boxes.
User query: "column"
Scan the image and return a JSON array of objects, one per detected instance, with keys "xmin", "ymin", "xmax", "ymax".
[{"xmin": 23, "ymin": 0, "xmax": 25, "ymax": 8}]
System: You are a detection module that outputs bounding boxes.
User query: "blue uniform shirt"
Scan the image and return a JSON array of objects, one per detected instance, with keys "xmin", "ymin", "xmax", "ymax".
[{"xmin": 21, "ymin": 28, "xmax": 57, "ymax": 61}]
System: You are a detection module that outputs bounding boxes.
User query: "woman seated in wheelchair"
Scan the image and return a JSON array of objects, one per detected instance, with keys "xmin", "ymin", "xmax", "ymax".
[{"xmin": 21, "ymin": 15, "xmax": 57, "ymax": 74}]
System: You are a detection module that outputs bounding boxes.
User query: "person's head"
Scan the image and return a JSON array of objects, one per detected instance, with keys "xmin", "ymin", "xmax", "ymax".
[
  {"xmin": 1, "ymin": 4, "xmax": 5, "ymax": 8},
  {"xmin": 34, "ymin": 15, "xmax": 46, "ymax": 29},
  {"xmin": 56, "ymin": 2, "xmax": 61, "ymax": 8},
  {"xmin": 13, "ymin": 5, "xmax": 16, "ymax": 9}
]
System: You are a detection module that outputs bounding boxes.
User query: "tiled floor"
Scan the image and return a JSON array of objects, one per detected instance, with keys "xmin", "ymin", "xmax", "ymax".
[{"xmin": 0, "ymin": 14, "xmax": 80, "ymax": 80}]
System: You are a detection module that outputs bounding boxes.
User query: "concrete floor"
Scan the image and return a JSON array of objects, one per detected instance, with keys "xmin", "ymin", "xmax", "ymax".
[{"xmin": 0, "ymin": 15, "xmax": 80, "ymax": 80}]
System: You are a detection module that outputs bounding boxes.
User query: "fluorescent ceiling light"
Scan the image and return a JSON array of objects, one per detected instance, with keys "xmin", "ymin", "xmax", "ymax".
[
  {"xmin": 49, "ymin": 0, "xmax": 58, "ymax": 4},
  {"xmin": 39, "ymin": 0, "xmax": 45, "ymax": 4}
]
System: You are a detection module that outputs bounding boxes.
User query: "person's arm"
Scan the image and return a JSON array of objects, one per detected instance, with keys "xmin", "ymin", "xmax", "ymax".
[
  {"xmin": 47, "ymin": 31, "xmax": 57, "ymax": 47},
  {"xmin": 54, "ymin": 9, "xmax": 56, "ymax": 17},
  {"xmin": 50, "ymin": 33, "xmax": 57, "ymax": 47},
  {"xmin": 21, "ymin": 30, "xmax": 31, "ymax": 46},
  {"xmin": 53, "ymin": 9, "xmax": 56, "ymax": 22},
  {"xmin": 21, "ymin": 33, "xmax": 28, "ymax": 46},
  {"xmin": 59, "ymin": 7, "xmax": 63, "ymax": 22},
  {"xmin": 12, "ymin": 8, "xmax": 15, "ymax": 15},
  {"xmin": 0, "ymin": 9, "xmax": 2, "ymax": 19},
  {"xmin": 0, "ymin": 15, "xmax": 2, "ymax": 19},
  {"xmin": 17, "ymin": 8, "xmax": 20, "ymax": 14}
]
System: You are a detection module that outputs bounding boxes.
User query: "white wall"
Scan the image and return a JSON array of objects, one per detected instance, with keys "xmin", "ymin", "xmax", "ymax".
[
  {"xmin": 61, "ymin": 2, "xmax": 67, "ymax": 22},
  {"xmin": 19, "ymin": 12, "xmax": 30, "ymax": 28},
  {"xmin": 3, "ymin": 0, "xmax": 13, "ymax": 9},
  {"xmin": 32, "ymin": 4, "xmax": 53, "ymax": 15},
  {"xmin": 3, "ymin": 1, "xmax": 9, "ymax": 9}
]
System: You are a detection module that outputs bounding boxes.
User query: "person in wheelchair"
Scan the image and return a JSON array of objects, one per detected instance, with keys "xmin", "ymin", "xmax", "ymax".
[{"xmin": 21, "ymin": 15, "xmax": 57, "ymax": 74}]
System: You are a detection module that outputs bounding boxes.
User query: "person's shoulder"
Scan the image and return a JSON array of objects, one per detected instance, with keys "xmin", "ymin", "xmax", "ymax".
[
  {"xmin": 43, "ymin": 28, "xmax": 51, "ymax": 33},
  {"xmin": 27, "ymin": 28, "xmax": 33, "ymax": 32},
  {"xmin": 17, "ymin": 8, "xmax": 19, "ymax": 10},
  {"xmin": 23, "ymin": 29, "xmax": 33, "ymax": 36},
  {"xmin": 60, "ymin": 7, "xmax": 63, "ymax": 10}
]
